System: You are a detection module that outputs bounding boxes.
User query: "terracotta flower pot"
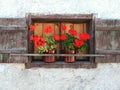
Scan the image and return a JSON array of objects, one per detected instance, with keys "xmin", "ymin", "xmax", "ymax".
[
  {"xmin": 64, "ymin": 50, "xmax": 76, "ymax": 63},
  {"xmin": 44, "ymin": 50, "xmax": 56, "ymax": 63}
]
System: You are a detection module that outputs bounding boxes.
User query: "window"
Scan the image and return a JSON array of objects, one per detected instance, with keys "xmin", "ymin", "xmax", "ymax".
[{"xmin": 27, "ymin": 14, "xmax": 95, "ymax": 68}]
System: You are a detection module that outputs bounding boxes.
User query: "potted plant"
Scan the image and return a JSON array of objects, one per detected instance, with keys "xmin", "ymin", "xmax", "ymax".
[
  {"xmin": 60, "ymin": 24, "xmax": 90, "ymax": 62},
  {"xmin": 29, "ymin": 25, "xmax": 58, "ymax": 62}
]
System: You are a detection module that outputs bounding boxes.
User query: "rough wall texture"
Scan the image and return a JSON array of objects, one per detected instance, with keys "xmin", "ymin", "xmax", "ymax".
[
  {"xmin": 0, "ymin": 0, "xmax": 120, "ymax": 90},
  {"xmin": 0, "ymin": 0, "xmax": 120, "ymax": 19},
  {"xmin": 0, "ymin": 63, "xmax": 120, "ymax": 90}
]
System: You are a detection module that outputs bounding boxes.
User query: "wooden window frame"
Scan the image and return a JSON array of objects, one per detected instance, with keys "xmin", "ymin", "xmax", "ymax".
[{"xmin": 26, "ymin": 14, "xmax": 96, "ymax": 68}]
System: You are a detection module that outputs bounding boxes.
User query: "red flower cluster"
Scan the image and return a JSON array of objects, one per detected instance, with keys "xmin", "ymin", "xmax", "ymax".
[
  {"xmin": 79, "ymin": 33, "xmax": 90, "ymax": 40},
  {"xmin": 53, "ymin": 34, "xmax": 60, "ymax": 40},
  {"xmin": 68, "ymin": 29, "xmax": 77, "ymax": 36},
  {"xmin": 61, "ymin": 24, "xmax": 66, "ymax": 30},
  {"xmin": 53, "ymin": 34, "xmax": 67, "ymax": 41},
  {"xmin": 44, "ymin": 25, "xmax": 53, "ymax": 33},
  {"xmin": 29, "ymin": 25, "xmax": 35, "ymax": 31},
  {"xmin": 30, "ymin": 34, "xmax": 46, "ymax": 46},
  {"xmin": 74, "ymin": 39, "xmax": 84, "ymax": 47},
  {"xmin": 61, "ymin": 34, "xmax": 67, "ymax": 40}
]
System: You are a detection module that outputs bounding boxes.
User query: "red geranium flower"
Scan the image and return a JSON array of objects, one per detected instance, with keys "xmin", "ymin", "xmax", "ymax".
[
  {"xmin": 79, "ymin": 33, "xmax": 90, "ymax": 40},
  {"xmin": 74, "ymin": 39, "xmax": 84, "ymax": 47},
  {"xmin": 34, "ymin": 35, "xmax": 40, "ymax": 41},
  {"xmin": 53, "ymin": 34, "xmax": 60, "ymax": 40},
  {"xmin": 44, "ymin": 25, "xmax": 53, "ymax": 33},
  {"xmin": 35, "ymin": 36, "xmax": 46, "ymax": 46},
  {"xmin": 61, "ymin": 25, "xmax": 66, "ymax": 31},
  {"xmin": 30, "ymin": 34, "xmax": 34, "ymax": 41},
  {"xmin": 68, "ymin": 29, "xmax": 77, "ymax": 36},
  {"xmin": 60, "ymin": 34, "xmax": 67, "ymax": 40},
  {"xmin": 29, "ymin": 25, "xmax": 35, "ymax": 31}
]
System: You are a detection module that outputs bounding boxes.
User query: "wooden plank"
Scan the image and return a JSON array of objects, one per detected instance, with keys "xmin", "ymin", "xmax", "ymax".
[
  {"xmin": 0, "ymin": 26, "xmax": 26, "ymax": 30},
  {"xmin": 116, "ymin": 55, "xmax": 120, "ymax": 62},
  {"xmin": 0, "ymin": 31, "xmax": 27, "ymax": 49},
  {"xmin": 10, "ymin": 53, "xmax": 105, "ymax": 57},
  {"xmin": 95, "ymin": 31, "xmax": 110, "ymax": 50},
  {"xmin": 0, "ymin": 18, "xmax": 26, "ymax": 26},
  {"xmin": 30, "ymin": 14, "xmax": 93, "ymax": 20},
  {"xmin": 96, "ymin": 26, "xmax": 120, "ymax": 31},
  {"xmin": 30, "ymin": 61, "xmax": 96, "ymax": 68},
  {"xmin": 96, "ymin": 50, "xmax": 120, "ymax": 54},
  {"xmin": 0, "ymin": 48, "xmax": 27, "ymax": 54},
  {"xmin": 96, "ymin": 30, "xmax": 120, "ymax": 50},
  {"xmin": 8, "ymin": 56, "xmax": 28, "ymax": 63}
]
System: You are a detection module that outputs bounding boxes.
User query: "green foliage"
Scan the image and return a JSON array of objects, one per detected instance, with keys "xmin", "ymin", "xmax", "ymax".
[
  {"xmin": 62, "ymin": 33, "xmax": 76, "ymax": 50},
  {"xmin": 77, "ymin": 42, "xmax": 88, "ymax": 52},
  {"xmin": 37, "ymin": 35, "xmax": 57, "ymax": 54}
]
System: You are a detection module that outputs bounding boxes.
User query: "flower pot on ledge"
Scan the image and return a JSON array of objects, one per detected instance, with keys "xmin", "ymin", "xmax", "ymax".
[
  {"xmin": 64, "ymin": 50, "xmax": 76, "ymax": 63},
  {"xmin": 43, "ymin": 50, "xmax": 56, "ymax": 63}
]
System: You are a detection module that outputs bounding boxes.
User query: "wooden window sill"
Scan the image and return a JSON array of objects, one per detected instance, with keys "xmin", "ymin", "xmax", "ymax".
[{"xmin": 30, "ymin": 61, "xmax": 96, "ymax": 68}]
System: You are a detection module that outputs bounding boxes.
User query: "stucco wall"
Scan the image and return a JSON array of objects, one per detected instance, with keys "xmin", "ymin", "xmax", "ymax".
[
  {"xmin": 0, "ymin": 63, "xmax": 120, "ymax": 90},
  {"xmin": 0, "ymin": 0, "xmax": 120, "ymax": 19},
  {"xmin": 0, "ymin": 0, "xmax": 120, "ymax": 90}
]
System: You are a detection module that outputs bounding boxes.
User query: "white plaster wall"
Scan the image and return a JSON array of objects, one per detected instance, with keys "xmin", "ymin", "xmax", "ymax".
[
  {"xmin": 0, "ymin": 0, "xmax": 120, "ymax": 90},
  {"xmin": 0, "ymin": 63, "xmax": 120, "ymax": 90},
  {"xmin": 0, "ymin": 0, "xmax": 120, "ymax": 19}
]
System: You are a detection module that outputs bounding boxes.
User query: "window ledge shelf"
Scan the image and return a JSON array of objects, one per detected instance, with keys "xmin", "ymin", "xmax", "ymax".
[{"xmin": 30, "ymin": 61, "xmax": 96, "ymax": 68}]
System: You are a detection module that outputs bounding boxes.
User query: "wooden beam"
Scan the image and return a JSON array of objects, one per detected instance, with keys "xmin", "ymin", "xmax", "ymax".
[
  {"xmin": 10, "ymin": 54, "xmax": 105, "ymax": 57},
  {"xmin": 29, "ymin": 14, "xmax": 93, "ymax": 20},
  {"xmin": 31, "ymin": 61, "xmax": 96, "ymax": 68}
]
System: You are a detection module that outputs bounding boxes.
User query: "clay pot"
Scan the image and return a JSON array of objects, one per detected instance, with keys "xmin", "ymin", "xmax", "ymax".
[
  {"xmin": 44, "ymin": 50, "xmax": 56, "ymax": 63},
  {"xmin": 64, "ymin": 50, "xmax": 76, "ymax": 63}
]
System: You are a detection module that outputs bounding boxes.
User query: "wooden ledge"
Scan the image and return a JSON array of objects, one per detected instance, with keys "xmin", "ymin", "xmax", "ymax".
[{"xmin": 30, "ymin": 61, "xmax": 96, "ymax": 68}]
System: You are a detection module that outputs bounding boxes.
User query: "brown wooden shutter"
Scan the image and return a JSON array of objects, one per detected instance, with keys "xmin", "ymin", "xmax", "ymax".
[
  {"xmin": 0, "ymin": 18, "xmax": 28, "ymax": 63},
  {"xmin": 95, "ymin": 19, "xmax": 120, "ymax": 63}
]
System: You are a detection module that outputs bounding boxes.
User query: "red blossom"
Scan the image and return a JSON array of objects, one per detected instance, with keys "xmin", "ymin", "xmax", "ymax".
[
  {"xmin": 53, "ymin": 34, "xmax": 60, "ymax": 40},
  {"xmin": 34, "ymin": 35, "xmax": 40, "ymax": 41},
  {"xmin": 60, "ymin": 34, "xmax": 67, "ymax": 40},
  {"xmin": 29, "ymin": 25, "xmax": 35, "ymax": 31},
  {"xmin": 34, "ymin": 36, "xmax": 46, "ymax": 46},
  {"xmin": 44, "ymin": 25, "xmax": 53, "ymax": 33},
  {"xmin": 68, "ymin": 29, "xmax": 77, "ymax": 36},
  {"xmin": 30, "ymin": 34, "xmax": 34, "ymax": 41},
  {"xmin": 79, "ymin": 33, "xmax": 90, "ymax": 40},
  {"xmin": 74, "ymin": 39, "xmax": 84, "ymax": 47},
  {"xmin": 61, "ymin": 25, "xmax": 66, "ymax": 31}
]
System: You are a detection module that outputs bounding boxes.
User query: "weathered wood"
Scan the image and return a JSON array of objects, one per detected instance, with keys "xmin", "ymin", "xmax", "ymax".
[
  {"xmin": 96, "ymin": 50, "xmax": 120, "ymax": 54},
  {"xmin": 0, "ymin": 18, "xmax": 26, "ymax": 26},
  {"xmin": 96, "ymin": 30, "xmax": 120, "ymax": 50},
  {"xmin": 10, "ymin": 53, "xmax": 105, "ymax": 57},
  {"xmin": 29, "ymin": 14, "xmax": 93, "ymax": 20},
  {"xmin": 96, "ymin": 55, "xmax": 116, "ymax": 63},
  {"xmin": 0, "ymin": 26, "xmax": 26, "ymax": 30},
  {"xmin": 96, "ymin": 26, "xmax": 120, "ymax": 31},
  {"xmin": 0, "ymin": 48, "xmax": 27, "ymax": 54},
  {"xmin": 89, "ymin": 15, "xmax": 95, "ymax": 63},
  {"xmin": 31, "ymin": 61, "xmax": 96, "ymax": 68},
  {"xmin": 8, "ymin": 56, "xmax": 28, "ymax": 63},
  {"xmin": 116, "ymin": 55, "xmax": 120, "ymax": 62},
  {"xmin": 0, "ymin": 31, "xmax": 27, "ymax": 50},
  {"xmin": 95, "ymin": 19, "xmax": 120, "ymax": 28}
]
